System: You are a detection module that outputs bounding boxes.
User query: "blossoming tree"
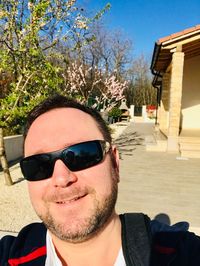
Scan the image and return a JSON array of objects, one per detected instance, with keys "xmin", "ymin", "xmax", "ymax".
[{"xmin": 64, "ymin": 61, "xmax": 127, "ymax": 109}]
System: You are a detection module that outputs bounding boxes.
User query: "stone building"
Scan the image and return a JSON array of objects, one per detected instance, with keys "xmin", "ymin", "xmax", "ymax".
[{"xmin": 150, "ymin": 25, "xmax": 200, "ymax": 158}]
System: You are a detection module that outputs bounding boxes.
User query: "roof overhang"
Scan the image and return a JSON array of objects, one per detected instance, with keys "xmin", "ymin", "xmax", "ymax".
[{"xmin": 151, "ymin": 25, "xmax": 200, "ymax": 77}]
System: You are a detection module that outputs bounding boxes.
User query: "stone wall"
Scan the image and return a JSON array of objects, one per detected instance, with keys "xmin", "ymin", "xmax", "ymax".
[{"xmin": 4, "ymin": 135, "xmax": 24, "ymax": 162}]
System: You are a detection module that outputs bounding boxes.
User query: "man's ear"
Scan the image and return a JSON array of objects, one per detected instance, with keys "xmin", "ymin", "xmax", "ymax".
[{"xmin": 111, "ymin": 145, "xmax": 120, "ymax": 182}]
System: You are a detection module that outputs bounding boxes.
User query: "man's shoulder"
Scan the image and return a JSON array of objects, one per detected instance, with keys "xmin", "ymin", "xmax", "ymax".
[
  {"xmin": 121, "ymin": 213, "xmax": 200, "ymax": 265},
  {"xmin": 1, "ymin": 222, "xmax": 46, "ymax": 240},
  {"xmin": 0, "ymin": 222, "xmax": 47, "ymax": 246},
  {"xmin": 0, "ymin": 222, "xmax": 47, "ymax": 263},
  {"xmin": 152, "ymin": 229, "xmax": 200, "ymax": 265},
  {"xmin": 151, "ymin": 220, "xmax": 200, "ymax": 265}
]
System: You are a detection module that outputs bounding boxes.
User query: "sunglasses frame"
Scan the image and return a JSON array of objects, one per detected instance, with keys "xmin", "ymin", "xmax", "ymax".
[{"xmin": 20, "ymin": 140, "xmax": 111, "ymax": 181}]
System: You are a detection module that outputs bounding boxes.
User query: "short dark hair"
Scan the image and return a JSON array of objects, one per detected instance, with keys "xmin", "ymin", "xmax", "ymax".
[{"xmin": 24, "ymin": 94, "xmax": 112, "ymax": 143}]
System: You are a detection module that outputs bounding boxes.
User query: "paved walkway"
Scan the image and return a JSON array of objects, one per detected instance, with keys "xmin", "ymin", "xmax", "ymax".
[
  {"xmin": 1, "ymin": 121, "xmax": 200, "ymax": 237},
  {"xmin": 115, "ymin": 122, "xmax": 200, "ymax": 234}
]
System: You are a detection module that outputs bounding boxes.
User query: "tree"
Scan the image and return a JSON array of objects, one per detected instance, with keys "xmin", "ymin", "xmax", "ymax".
[
  {"xmin": 84, "ymin": 22, "xmax": 113, "ymax": 75},
  {"xmin": 63, "ymin": 61, "xmax": 127, "ymax": 108},
  {"xmin": 110, "ymin": 30, "xmax": 132, "ymax": 79},
  {"xmin": 63, "ymin": 60, "xmax": 102, "ymax": 103},
  {"xmin": 0, "ymin": 128, "xmax": 13, "ymax": 185},
  {"xmin": 125, "ymin": 55, "xmax": 156, "ymax": 107},
  {"xmin": 0, "ymin": 0, "xmax": 110, "ymax": 135},
  {"xmin": 101, "ymin": 74, "xmax": 127, "ymax": 108},
  {"xmin": 62, "ymin": 23, "xmax": 130, "ymax": 109}
]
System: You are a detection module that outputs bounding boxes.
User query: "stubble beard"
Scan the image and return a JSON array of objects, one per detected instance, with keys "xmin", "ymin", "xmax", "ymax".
[{"xmin": 37, "ymin": 176, "xmax": 118, "ymax": 243}]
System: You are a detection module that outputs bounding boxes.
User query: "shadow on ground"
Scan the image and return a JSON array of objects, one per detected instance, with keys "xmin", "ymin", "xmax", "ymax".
[{"xmin": 114, "ymin": 131, "xmax": 144, "ymax": 158}]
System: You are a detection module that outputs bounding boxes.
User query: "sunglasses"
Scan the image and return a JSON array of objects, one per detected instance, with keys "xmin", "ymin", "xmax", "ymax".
[{"xmin": 20, "ymin": 140, "xmax": 111, "ymax": 181}]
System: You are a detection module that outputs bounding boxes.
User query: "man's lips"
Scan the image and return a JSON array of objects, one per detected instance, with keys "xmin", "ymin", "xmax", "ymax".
[{"xmin": 55, "ymin": 194, "xmax": 87, "ymax": 204}]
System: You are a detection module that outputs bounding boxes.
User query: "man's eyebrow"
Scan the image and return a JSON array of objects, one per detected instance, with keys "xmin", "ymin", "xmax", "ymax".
[
  {"xmin": 61, "ymin": 140, "xmax": 84, "ymax": 148},
  {"xmin": 26, "ymin": 140, "xmax": 85, "ymax": 155}
]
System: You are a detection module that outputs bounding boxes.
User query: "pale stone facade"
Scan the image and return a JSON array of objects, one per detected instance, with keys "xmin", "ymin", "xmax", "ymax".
[
  {"xmin": 151, "ymin": 25, "xmax": 200, "ymax": 158},
  {"xmin": 182, "ymin": 55, "xmax": 200, "ymax": 129}
]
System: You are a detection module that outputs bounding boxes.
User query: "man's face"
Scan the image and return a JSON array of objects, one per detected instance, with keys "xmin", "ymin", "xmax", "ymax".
[{"xmin": 24, "ymin": 108, "xmax": 119, "ymax": 243}]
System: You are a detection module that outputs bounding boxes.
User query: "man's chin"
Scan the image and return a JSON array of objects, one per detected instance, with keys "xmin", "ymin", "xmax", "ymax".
[{"xmin": 44, "ymin": 215, "xmax": 102, "ymax": 243}]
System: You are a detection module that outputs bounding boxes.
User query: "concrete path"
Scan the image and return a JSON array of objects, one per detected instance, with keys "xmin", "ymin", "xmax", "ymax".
[
  {"xmin": 116, "ymin": 122, "xmax": 200, "ymax": 234},
  {"xmin": 1, "ymin": 121, "xmax": 200, "ymax": 237}
]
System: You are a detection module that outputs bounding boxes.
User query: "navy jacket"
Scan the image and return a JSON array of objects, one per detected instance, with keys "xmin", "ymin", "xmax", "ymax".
[{"xmin": 1, "ymin": 214, "xmax": 200, "ymax": 266}]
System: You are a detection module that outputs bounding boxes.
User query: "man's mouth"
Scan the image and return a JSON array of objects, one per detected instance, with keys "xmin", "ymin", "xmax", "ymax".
[{"xmin": 56, "ymin": 194, "xmax": 86, "ymax": 204}]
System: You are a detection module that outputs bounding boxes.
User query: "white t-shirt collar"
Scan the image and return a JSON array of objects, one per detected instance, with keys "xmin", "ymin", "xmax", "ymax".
[{"xmin": 45, "ymin": 230, "xmax": 126, "ymax": 266}]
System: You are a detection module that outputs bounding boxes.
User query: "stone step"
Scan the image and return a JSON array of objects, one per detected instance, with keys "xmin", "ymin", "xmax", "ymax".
[
  {"xmin": 179, "ymin": 142, "xmax": 200, "ymax": 151},
  {"xmin": 180, "ymin": 150, "xmax": 200, "ymax": 158},
  {"xmin": 179, "ymin": 136, "xmax": 200, "ymax": 158},
  {"xmin": 179, "ymin": 137, "xmax": 200, "ymax": 144}
]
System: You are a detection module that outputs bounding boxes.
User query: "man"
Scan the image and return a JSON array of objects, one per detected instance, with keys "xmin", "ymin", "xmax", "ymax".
[{"xmin": 1, "ymin": 94, "xmax": 200, "ymax": 266}]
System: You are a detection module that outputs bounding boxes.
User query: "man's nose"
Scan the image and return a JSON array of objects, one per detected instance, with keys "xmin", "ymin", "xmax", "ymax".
[{"xmin": 51, "ymin": 159, "xmax": 78, "ymax": 187}]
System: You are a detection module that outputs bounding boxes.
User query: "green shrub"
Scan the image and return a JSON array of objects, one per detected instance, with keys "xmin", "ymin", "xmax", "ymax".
[{"xmin": 108, "ymin": 107, "xmax": 122, "ymax": 119}]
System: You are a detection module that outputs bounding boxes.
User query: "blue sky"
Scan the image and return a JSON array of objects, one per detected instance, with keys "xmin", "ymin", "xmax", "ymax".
[{"xmin": 81, "ymin": 0, "xmax": 200, "ymax": 59}]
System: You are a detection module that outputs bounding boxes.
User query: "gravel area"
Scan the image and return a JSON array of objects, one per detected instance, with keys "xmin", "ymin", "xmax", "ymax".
[
  {"xmin": 0, "ymin": 122, "xmax": 129, "ymax": 234},
  {"xmin": 0, "ymin": 164, "xmax": 40, "ymax": 234}
]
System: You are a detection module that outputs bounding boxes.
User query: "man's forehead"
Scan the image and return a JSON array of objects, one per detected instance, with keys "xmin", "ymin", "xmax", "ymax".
[
  {"xmin": 24, "ymin": 107, "xmax": 103, "ymax": 154},
  {"xmin": 29, "ymin": 107, "xmax": 97, "ymax": 128}
]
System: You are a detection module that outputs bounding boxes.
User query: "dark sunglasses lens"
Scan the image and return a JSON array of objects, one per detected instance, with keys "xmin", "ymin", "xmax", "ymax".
[
  {"xmin": 20, "ymin": 154, "xmax": 53, "ymax": 181},
  {"xmin": 63, "ymin": 141, "xmax": 103, "ymax": 171},
  {"xmin": 20, "ymin": 140, "xmax": 106, "ymax": 181}
]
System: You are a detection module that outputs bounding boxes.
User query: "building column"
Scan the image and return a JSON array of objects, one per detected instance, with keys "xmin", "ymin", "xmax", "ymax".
[
  {"xmin": 167, "ymin": 49, "xmax": 184, "ymax": 152},
  {"xmin": 159, "ymin": 72, "xmax": 170, "ymax": 135}
]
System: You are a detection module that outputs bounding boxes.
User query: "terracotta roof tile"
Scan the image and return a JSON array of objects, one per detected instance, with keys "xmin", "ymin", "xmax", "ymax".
[{"xmin": 158, "ymin": 24, "xmax": 200, "ymax": 44}]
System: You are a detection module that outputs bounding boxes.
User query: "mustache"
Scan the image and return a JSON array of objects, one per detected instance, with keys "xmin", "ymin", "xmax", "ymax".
[{"xmin": 43, "ymin": 186, "xmax": 94, "ymax": 202}]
